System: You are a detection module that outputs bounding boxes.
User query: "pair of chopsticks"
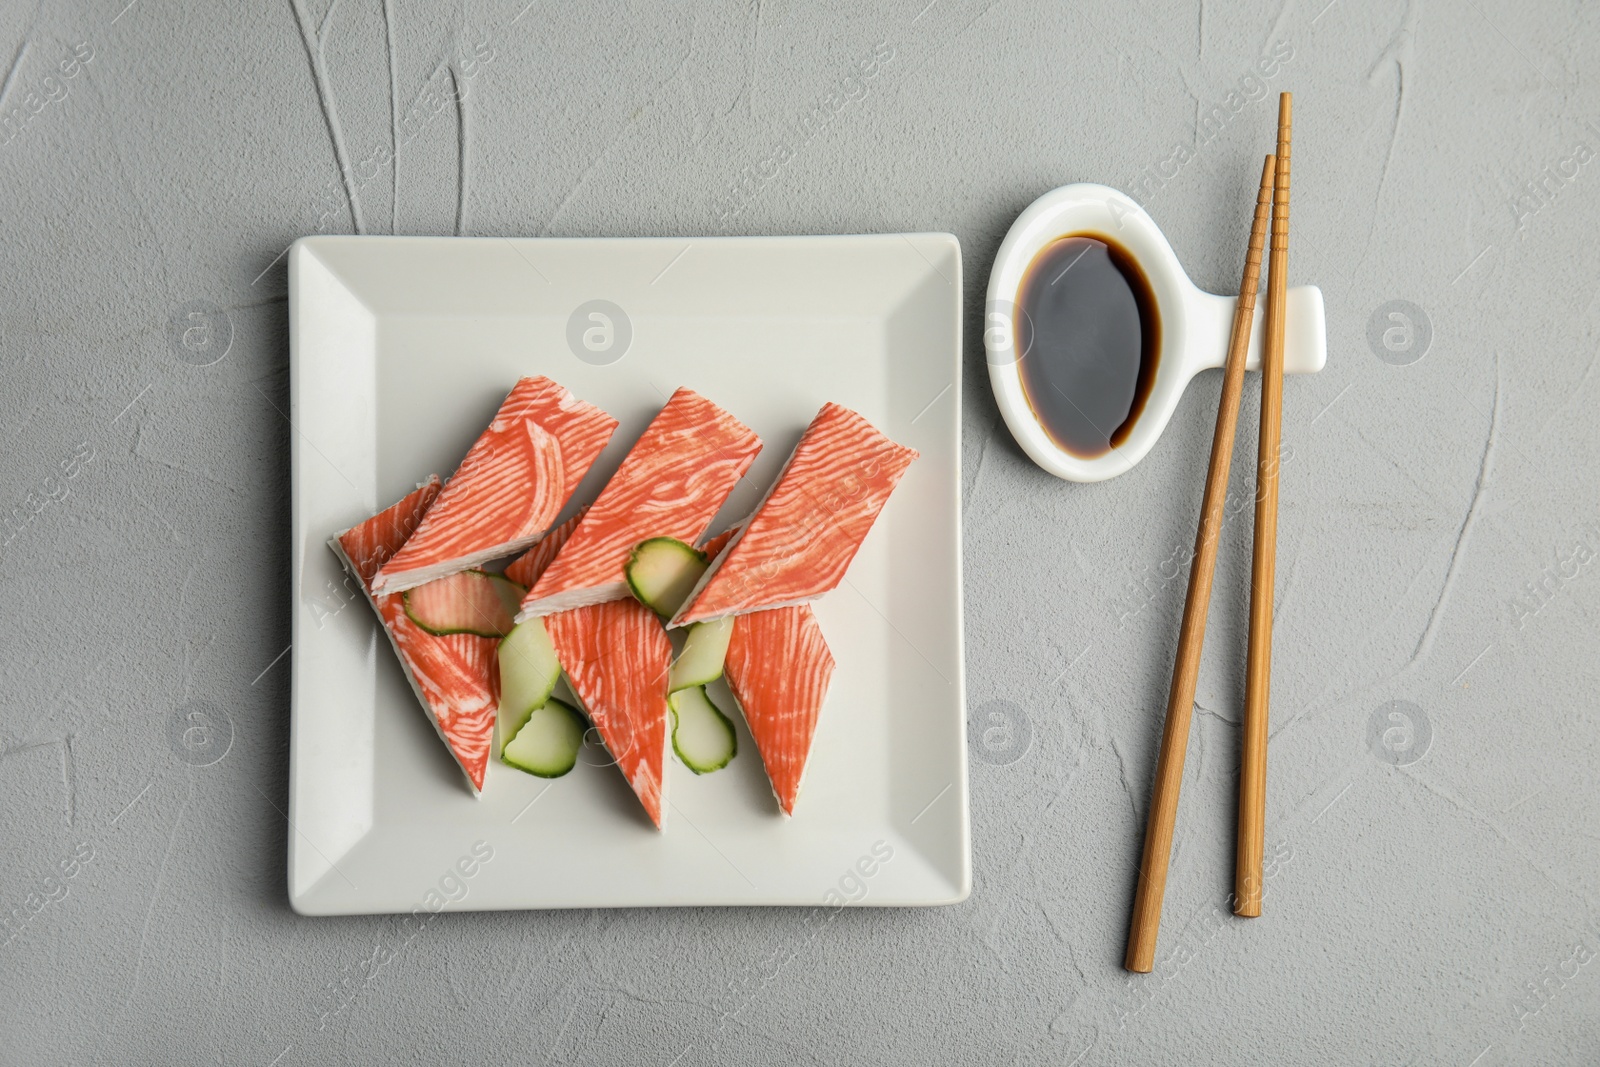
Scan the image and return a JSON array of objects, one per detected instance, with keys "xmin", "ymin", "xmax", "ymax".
[{"xmin": 1125, "ymin": 92, "xmax": 1293, "ymax": 973}]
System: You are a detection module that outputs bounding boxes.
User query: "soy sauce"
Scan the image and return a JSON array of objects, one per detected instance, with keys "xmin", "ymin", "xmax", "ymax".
[{"xmin": 1014, "ymin": 234, "xmax": 1160, "ymax": 458}]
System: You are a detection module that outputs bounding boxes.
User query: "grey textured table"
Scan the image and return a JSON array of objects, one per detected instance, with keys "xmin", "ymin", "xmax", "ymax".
[{"xmin": 3, "ymin": 0, "xmax": 1598, "ymax": 1063}]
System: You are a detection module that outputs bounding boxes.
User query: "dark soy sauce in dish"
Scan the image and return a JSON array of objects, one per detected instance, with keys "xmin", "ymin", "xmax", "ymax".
[{"xmin": 1015, "ymin": 234, "xmax": 1160, "ymax": 458}]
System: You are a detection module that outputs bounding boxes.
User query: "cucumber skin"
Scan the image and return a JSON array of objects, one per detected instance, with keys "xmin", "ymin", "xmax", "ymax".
[
  {"xmin": 626, "ymin": 538, "xmax": 708, "ymax": 617},
  {"xmin": 668, "ymin": 686, "xmax": 737, "ymax": 774},
  {"xmin": 502, "ymin": 698, "xmax": 585, "ymax": 779}
]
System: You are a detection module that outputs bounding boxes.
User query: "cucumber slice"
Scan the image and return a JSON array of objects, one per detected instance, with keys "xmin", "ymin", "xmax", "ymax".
[
  {"xmin": 668, "ymin": 616, "xmax": 735, "ymax": 692},
  {"xmin": 502, "ymin": 698, "xmax": 585, "ymax": 778},
  {"xmin": 404, "ymin": 570, "xmax": 526, "ymax": 637},
  {"xmin": 669, "ymin": 686, "xmax": 737, "ymax": 774},
  {"xmin": 626, "ymin": 538, "xmax": 708, "ymax": 617},
  {"xmin": 486, "ymin": 572, "xmax": 525, "ymax": 620},
  {"xmin": 497, "ymin": 618, "xmax": 561, "ymax": 742}
]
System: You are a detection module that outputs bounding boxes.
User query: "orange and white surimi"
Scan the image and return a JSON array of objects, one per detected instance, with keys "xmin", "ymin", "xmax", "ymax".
[
  {"xmin": 722, "ymin": 604, "xmax": 835, "ymax": 816},
  {"xmin": 507, "ymin": 506, "xmax": 674, "ymax": 828},
  {"xmin": 519, "ymin": 387, "xmax": 762, "ymax": 618},
  {"xmin": 331, "ymin": 479, "xmax": 501, "ymax": 795},
  {"xmin": 330, "ymin": 383, "xmax": 910, "ymax": 819},
  {"xmin": 373, "ymin": 376, "xmax": 618, "ymax": 594},
  {"xmin": 545, "ymin": 601, "xmax": 673, "ymax": 829},
  {"xmin": 672, "ymin": 402, "xmax": 918, "ymax": 627}
]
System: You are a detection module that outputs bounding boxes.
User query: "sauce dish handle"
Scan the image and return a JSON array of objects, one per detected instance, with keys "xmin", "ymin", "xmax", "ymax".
[{"xmin": 1187, "ymin": 284, "xmax": 1326, "ymax": 376}]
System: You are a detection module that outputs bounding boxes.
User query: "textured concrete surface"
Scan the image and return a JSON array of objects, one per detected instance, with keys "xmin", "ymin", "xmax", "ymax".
[{"xmin": 2, "ymin": 0, "xmax": 1598, "ymax": 1063}]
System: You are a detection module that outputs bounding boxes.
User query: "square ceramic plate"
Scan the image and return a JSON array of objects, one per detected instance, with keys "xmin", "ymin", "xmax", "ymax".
[{"xmin": 288, "ymin": 233, "xmax": 967, "ymax": 914}]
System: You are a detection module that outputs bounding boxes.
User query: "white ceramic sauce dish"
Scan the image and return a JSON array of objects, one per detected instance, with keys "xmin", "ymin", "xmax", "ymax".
[{"xmin": 985, "ymin": 183, "xmax": 1326, "ymax": 482}]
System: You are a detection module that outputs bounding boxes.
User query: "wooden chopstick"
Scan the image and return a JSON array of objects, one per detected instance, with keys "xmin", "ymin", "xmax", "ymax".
[
  {"xmin": 1124, "ymin": 154, "xmax": 1279, "ymax": 973},
  {"xmin": 1236, "ymin": 92, "xmax": 1293, "ymax": 918}
]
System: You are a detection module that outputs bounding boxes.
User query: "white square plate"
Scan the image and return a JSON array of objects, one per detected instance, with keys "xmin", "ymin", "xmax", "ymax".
[{"xmin": 288, "ymin": 234, "xmax": 967, "ymax": 914}]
